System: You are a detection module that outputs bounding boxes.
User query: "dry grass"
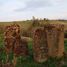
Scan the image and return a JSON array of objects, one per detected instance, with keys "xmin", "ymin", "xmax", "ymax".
[{"xmin": 0, "ymin": 20, "xmax": 67, "ymax": 33}]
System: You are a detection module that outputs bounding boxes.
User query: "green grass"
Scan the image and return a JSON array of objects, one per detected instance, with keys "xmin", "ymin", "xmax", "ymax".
[
  {"xmin": 0, "ymin": 33, "xmax": 67, "ymax": 67},
  {"xmin": 64, "ymin": 40, "xmax": 67, "ymax": 51}
]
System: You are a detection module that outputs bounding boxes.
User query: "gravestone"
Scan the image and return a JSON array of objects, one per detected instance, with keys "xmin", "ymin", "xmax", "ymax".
[
  {"xmin": 45, "ymin": 24, "xmax": 64, "ymax": 57},
  {"xmin": 4, "ymin": 24, "xmax": 29, "ymax": 66},
  {"xmin": 33, "ymin": 27, "xmax": 48, "ymax": 62},
  {"xmin": 11, "ymin": 24, "xmax": 28, "ymax": 57},
  {"xmin": 56, "ymin": 24, "xmax": 64, "ymax": 57},
  {"xmin": 4, "ymin": 25, "xmax": 15, "ymax": 62},
  {"xmin": 4, "ymin": 24, "xmax": 28, "ymax": 57}
]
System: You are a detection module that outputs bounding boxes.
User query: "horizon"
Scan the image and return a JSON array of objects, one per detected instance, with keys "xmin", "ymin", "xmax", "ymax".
[
  {"xmin": 0, "ymin": 18, "xmax": 67, "ymax": 22},
  {"xmin": 0, "ymin": 0, "xmax": 67, "ymax": 22}
]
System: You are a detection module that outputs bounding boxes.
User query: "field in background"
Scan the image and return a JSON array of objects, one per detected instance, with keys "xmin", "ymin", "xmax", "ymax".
[{"xmin": 0, "ymin": 20, "xmax": 67, "ymax": 30}]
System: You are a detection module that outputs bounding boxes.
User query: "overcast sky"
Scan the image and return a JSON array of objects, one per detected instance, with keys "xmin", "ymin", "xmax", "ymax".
[{"xmin": 0, "ymin": 0, "xmax": 67, "ymax": 21}]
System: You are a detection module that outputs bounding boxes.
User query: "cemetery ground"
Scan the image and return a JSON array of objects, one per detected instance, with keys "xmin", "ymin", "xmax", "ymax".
[
  {"xmin": 0, "ymin": 29, "xmax": 67, "ymax": 67},
  {"xmin": 0, "ymin": 20, "xmax": 67, "ymax": 67}
]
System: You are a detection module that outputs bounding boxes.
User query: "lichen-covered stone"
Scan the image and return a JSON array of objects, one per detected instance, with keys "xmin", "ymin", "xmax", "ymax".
[
  {"xmin": 4, "ymin": 24, "xmax": 28, "ymax": 57},
  {"xmin": 33, "ymin": 27, "xmax": 48, "ymax": 62},
  {"xmin": 45, "ymin": 24, "xmax": 64, "ymax": 57}
]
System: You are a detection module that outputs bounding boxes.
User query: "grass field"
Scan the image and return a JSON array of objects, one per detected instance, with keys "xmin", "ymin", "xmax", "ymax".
[
  {"xmin": 0, "ymin": 20, "xmax": 67, "ymax": 67},
  {"xmin": 0, "ymin": 31, "xmax": 67, "ymax": 67},
  {"xmin": 0, "ymin": 20, "xmax": 67, "ymax": 30}
]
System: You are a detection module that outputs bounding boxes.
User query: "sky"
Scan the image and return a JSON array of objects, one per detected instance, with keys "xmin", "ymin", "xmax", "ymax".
[{"xmin": 0, "ymin": 0, "xmax": 67, "ymax": 21}]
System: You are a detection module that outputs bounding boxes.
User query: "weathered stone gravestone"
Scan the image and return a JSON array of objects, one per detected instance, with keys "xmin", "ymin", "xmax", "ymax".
[
  {"xmin": 33, "ymin": 24, "xmax": 64, "ymax": 62},
  {"xmin": 33, "ymin": 27, "xmax": 48, "ymax": 62},
  {"xmin": 4, "ymin": 25, "xmax": 15, "ymax": 62},
  {"xmin": 4, "ymin": 24, "xmax": 28, "ymax": 66},
  {"xmin": 45, "ymin": 24, "xmax": 64, "ymax": 57},
  {"xmin": 11, "ymin": 24, "xmax": 28, "ymax": 57}
]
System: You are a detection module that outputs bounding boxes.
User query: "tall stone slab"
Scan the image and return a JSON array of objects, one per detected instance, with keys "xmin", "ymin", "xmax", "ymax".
[
  {"xmin": 44, "ymin": 24, "xmax": 64, "ymax": 57},
  {"xmin": 44, "ymin": 24, "xmax": 58, "ymax": 57},
  {"xmin": 4, "ymin": 25, "xmax": 14, "ymax": 55},
  {"xmin": 33, "ymin": 27, "xmax": 48, "ymax": 62},
  {"xmin": 57, "ymin": 25, "xmax": 64, "ymax": 57}
]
